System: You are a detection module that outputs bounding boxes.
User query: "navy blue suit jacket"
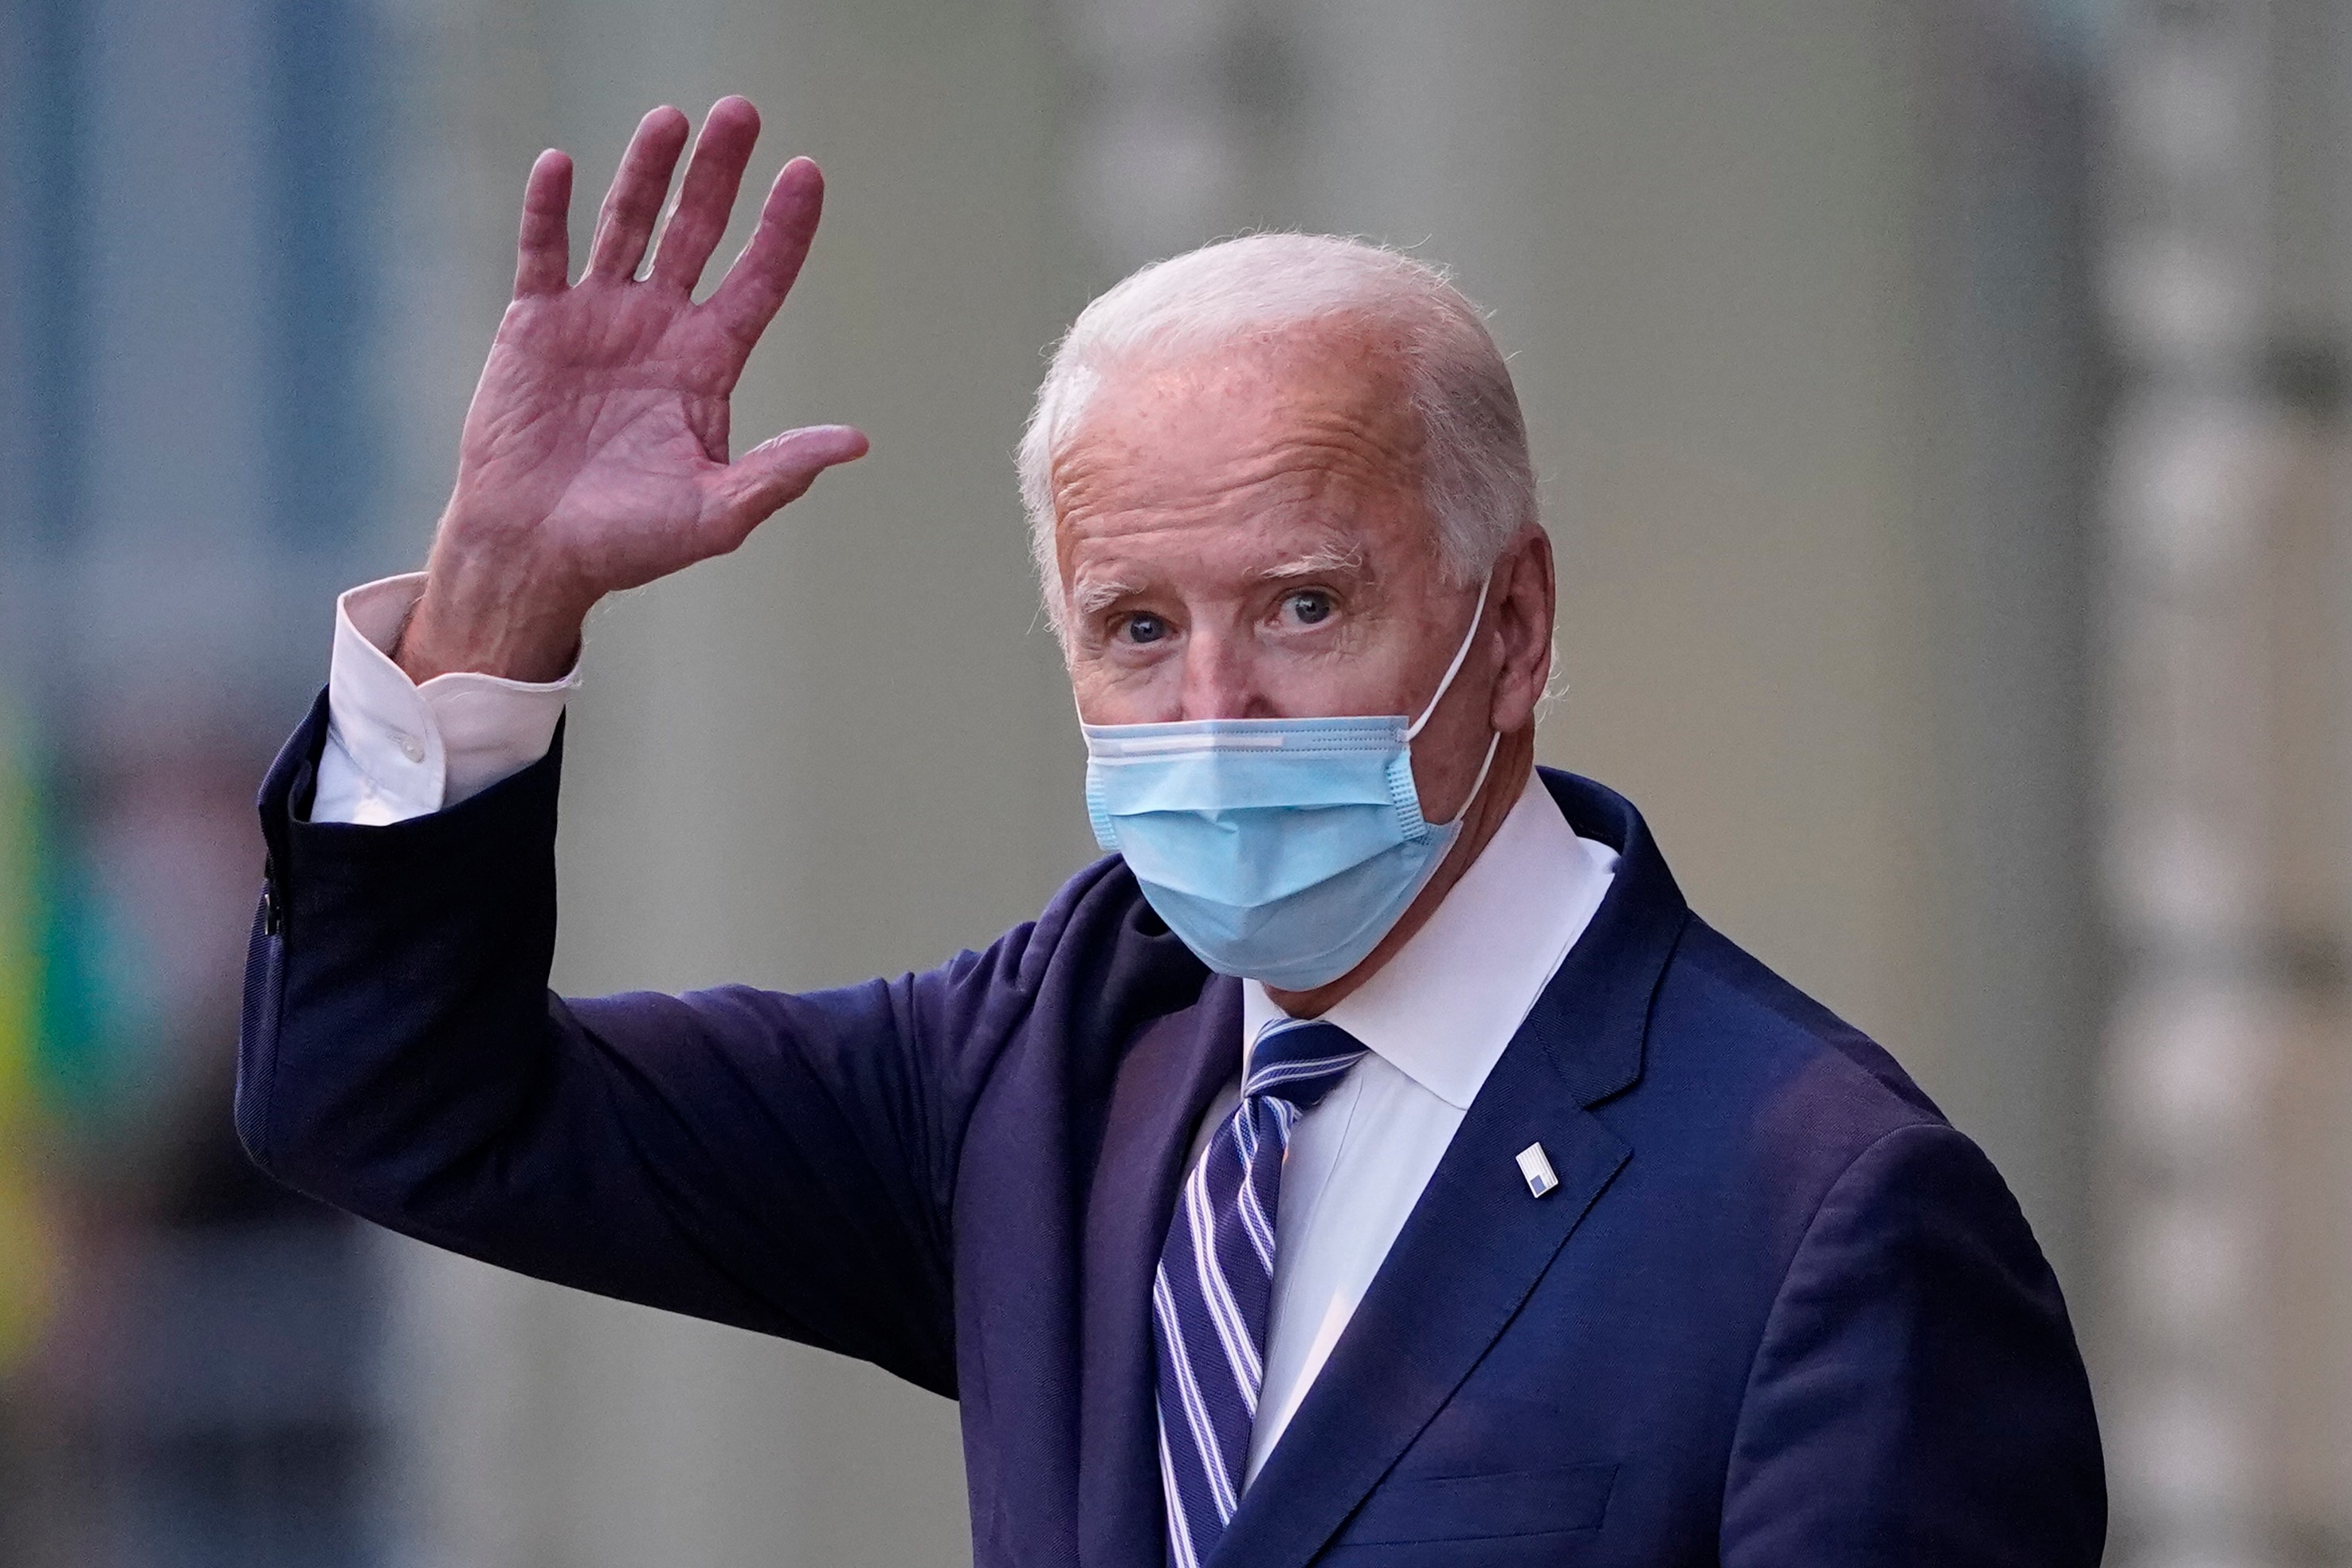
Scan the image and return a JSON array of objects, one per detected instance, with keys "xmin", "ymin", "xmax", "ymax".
[{"xmin": 240, "ymin": 696, "xmax": 2103, "ymax": 1565}]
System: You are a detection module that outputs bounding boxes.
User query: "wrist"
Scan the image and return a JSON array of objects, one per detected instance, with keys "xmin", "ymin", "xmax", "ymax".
[{"xmin": 396, "ymin": 531, "xmax": 593, "ymax": 684}]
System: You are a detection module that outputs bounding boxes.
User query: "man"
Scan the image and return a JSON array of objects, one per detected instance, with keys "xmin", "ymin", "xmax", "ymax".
[{"xmin": 241, "ymin": 99, "xmax": 2104, "ymax": 1564}]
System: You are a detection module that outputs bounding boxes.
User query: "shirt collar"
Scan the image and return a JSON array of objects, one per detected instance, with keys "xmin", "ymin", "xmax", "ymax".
[{"xmin": 1242, "ymin": 768, "xmax": 1621, "ymax": 1109}]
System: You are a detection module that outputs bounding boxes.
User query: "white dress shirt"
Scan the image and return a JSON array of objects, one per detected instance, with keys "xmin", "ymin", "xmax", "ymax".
[
  {"xmin": 1227, "ymin": 774, "xmax": 1616, "ymax": 1481},
  {"xmin": 313, "ymin": 574, "xmax": 578, "ymax": 826},
  {"xmin": 312, "ymin": 574, "xmax": 1620, "ymax": 1486}
]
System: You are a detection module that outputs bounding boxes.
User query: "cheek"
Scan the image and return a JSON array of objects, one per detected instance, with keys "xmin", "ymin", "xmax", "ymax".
[
  {"xmin": 1067, "ymin": 652, "xmax": 1174, "ymax": 725},
  {"xmin": 1249, "ymin": 640, "xmax": 1413, "ymax": 719}
]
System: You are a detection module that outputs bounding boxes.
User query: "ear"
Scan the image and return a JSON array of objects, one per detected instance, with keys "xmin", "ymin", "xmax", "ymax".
[{"xmin": 1487, "ymin": 525, "xmax": 1556, "ymax": 735}]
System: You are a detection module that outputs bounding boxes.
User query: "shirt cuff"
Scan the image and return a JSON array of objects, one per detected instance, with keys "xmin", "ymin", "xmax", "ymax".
[{"xmin": 312, "ymin": 573, "xmax": 581, "ymax": 826}]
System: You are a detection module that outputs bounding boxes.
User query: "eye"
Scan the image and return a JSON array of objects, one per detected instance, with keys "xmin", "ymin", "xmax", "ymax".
[
  {"xmin": 1120, "ymin": 612, "xmax": 1170, "ymax": 645},
  {"xmin": 1284, "ymin": 590, "xmax": 1335, "ymax": 626}
]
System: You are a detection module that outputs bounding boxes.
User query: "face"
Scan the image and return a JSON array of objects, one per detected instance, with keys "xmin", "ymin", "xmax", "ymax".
[{"xmin": 1053, "ymin": 323, "xmax": 1554, "ymax": 825}]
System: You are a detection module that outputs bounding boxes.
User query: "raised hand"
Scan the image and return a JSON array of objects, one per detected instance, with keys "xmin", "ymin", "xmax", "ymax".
[{"xmin": 398, "ymin": 98, "xmax": 867, "ymax": 684}]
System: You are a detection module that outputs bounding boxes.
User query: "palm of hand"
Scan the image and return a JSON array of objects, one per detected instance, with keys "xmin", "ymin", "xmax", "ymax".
[
  {"xmin": 406, "ymin": 100, "xmax": 865, "ymax": 683},
  {"xmin": 457, "ymin": 282, "xmax": 743, "ymax": 595}
]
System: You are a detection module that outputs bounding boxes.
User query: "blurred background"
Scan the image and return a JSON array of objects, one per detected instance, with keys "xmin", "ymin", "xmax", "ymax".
[{"xmin": 0, "ymin": 0, "xmax": 2346, "ymax": 1562}]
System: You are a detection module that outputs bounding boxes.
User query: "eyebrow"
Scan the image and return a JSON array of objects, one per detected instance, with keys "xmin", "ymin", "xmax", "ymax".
[
  {"xmin": 1070, "ymin": 573, "xmax": 1144, "ymax": 617},
  {"xmin": 1068, "ymin": 540, "xmax": 1368, "ymax": 619},
  {"xmin": 1253, "ymin": 540, "xmax": 1367, "ymax": 582}
]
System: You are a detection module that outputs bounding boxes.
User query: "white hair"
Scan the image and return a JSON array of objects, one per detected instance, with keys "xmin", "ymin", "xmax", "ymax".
[{"xmin": 1017, "ymin": 233, "xmax": 1538, "ymax": 640}]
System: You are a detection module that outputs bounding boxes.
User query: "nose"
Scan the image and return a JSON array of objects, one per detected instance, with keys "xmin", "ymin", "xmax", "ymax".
[{"xmin": 1176, "ymin": 621, "xmax": 1265, "ymax": 721}]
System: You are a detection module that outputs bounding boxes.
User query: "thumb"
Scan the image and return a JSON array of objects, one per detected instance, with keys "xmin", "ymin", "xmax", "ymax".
[{"xmin": 704, "ymin": 423, "xmax": 870, "ymax": 543}]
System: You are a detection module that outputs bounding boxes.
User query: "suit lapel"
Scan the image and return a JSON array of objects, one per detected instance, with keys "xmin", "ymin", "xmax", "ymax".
[
  {"xmin": 1208, "ymin": 770, "xmax": 1688, "ymax": 1568},
  {"xmin": 1205, "ymin": 1031, "xmax": 1628, "ymax": 1568},
  {"xmin": 1078, "ymin": 975, "xmax": 1243, "ymax": 1568}
]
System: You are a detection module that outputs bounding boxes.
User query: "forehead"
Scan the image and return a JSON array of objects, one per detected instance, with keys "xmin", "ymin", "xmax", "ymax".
[{"xmin": 1050, "ymin": 327, "xmax": 1425, "ymax": 541}]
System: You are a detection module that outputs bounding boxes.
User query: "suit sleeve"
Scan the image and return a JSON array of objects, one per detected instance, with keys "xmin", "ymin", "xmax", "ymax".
[
  {"xmin": 237, "ymin": 694, "xmax": 1037, "ymax": 1396},
  {"xmin": 1719, "ymin": 1121, "xmax": 2107, "ymax": 1566}
]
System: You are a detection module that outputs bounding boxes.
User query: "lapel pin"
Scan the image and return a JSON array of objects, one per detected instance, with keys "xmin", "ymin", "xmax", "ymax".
[{"xmin": 1515, "ymin": 1142, "xmax": 1560, "ymax": 1198}]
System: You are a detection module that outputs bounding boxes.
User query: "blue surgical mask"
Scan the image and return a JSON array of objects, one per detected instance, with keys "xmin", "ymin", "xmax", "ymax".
[{"xmin": 1081, "ymin": 579, "xmax": 1500, "ymax": 991}]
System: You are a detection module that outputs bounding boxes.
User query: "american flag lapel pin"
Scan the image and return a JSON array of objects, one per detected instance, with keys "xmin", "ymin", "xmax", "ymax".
[{"xmin": 1515, "ymin": 1142, "xmax": 1560, "ymax": 1198}]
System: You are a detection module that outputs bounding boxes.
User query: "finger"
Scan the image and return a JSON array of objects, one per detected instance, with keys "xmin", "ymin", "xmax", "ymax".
[
  {"xmin": 586, "ymin": 105, "xmax": 691, "ymax": 279},
  {"xmin": 651, "ymin": 96, "xmax": 761, "ymax": 295},
  {"xmin": 513, "ymin": 149, "xmax": 573, "ymax": 296},
  {"xmin": 703, "ymin": 424, "xmax": 869, "ymax": 544},
  {"xmin": 704, "ymin": 156, "xmax": 824, "ymax": 346}
]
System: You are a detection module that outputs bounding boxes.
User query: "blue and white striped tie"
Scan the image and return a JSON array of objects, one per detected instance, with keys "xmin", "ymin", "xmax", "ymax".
[{"xmin": 1154, "ymin": 1017, "xmax": 1368, "ymax": 1568}]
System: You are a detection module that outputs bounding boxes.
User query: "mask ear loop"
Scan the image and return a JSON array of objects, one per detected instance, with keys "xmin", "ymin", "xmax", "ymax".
[
  {"xmin": 1405, "ymin": 574, "xmax": 1493, "ymax": 740},
  {"xmin": 1403, "ymin": 574, "xmax": 1503, "ymax": 829},
  {"xmin": 1445, "ymin": 729, "xmax": 1503, "ymax": 829}
]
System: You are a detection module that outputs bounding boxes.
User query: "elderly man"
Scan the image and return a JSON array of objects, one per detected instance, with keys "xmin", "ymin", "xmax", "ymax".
[{"xmin": 241, "ymin": 100, "xmax": 2103, "ymax": 1565}]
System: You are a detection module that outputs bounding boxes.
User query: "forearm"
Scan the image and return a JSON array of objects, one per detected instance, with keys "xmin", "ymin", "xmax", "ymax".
[
  {"xmin": 242, "ymin": 695, "xmax": 962, "ymax": 1373},
  {"xmin": 245, "ymin": 705, "xmax": 808, "ymax": 1339},
  {"xmin": 245, "ymin": 701, "xmax": 565, "ymax": 1217}
]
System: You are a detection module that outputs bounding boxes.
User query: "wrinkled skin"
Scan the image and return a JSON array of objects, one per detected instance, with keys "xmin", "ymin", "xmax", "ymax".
[{"xmin": 399, "ymin": 98, "xmax": 868, "ymax": 685}]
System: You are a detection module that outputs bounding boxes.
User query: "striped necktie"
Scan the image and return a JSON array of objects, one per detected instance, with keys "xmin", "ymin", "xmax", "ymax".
[{"xmin": 1154, "ymin": 1017, "xmax": 1368, "ymax": 1568}]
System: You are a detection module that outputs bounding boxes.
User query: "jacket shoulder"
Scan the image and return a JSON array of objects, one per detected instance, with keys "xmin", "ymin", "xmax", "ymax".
[
  {"xmin": 1630, "ymin": 915, "xmax": 1954, "ymax": 1184},
  {"xmin": 1678, "ymin": 918, "xmax": 1942, "ymax": 1112},
  {"xmin": 909, "ymin": 850, "xmax": 1209, "ymax": 1104}
]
